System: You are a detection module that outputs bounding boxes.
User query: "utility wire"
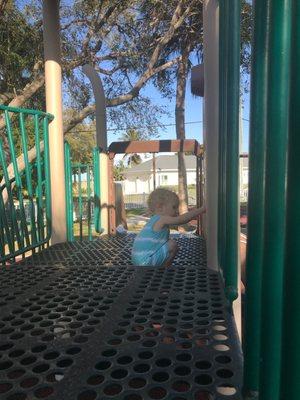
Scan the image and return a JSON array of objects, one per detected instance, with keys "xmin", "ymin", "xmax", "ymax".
[
  {"xmin": 68, "ymin": 120, "xmax": 203, "ymax": 134},
  {"xmin": 68, "ymin": 118, "xmax": 250, "ymax": 134}
]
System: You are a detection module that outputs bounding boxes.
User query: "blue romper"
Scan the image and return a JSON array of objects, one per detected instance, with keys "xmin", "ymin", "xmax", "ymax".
[{"xmin": 131, "ymin": 215, "xmax": 170, "ymax": 266}]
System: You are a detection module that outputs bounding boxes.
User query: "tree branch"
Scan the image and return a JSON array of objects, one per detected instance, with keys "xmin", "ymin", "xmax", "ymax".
[{"xmin": 64, "ymin": 56, "xmax": 181, "ymax": 133}]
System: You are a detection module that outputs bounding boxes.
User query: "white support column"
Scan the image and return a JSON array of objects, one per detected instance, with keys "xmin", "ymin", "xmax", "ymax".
[
  {"xmin": 82, "ymin": 65, "xmax": 109, "ymax": 234},
  {"xmin": 203, "ymin": 0, "xmax": 219, "ymax": 270},
  {"xmin": 43, "ymin": 0, "xmax": 67, "ymax": 244}
]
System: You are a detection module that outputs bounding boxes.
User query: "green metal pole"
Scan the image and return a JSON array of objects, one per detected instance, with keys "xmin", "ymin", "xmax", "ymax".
[
  {"xmin": 78, "ymin": 166, "xmax": 83, "ymax": 240},
  {"xmin": 259, "ymin": 1, "xmax": 292, "ymax": 399},
  {"xmin": 218, "ymin": 0, "xmax": 228, "ymax": 272},
  {"xmin": 280, "ymin": 2, "xmax": 300, "ymax": 398},
  {"xmin": 242, "ymin": 0, "xmax": 270, "ymax": 395},
  {"xmin": 43, "ymin": 116, "xmax": 52, "ymax": 242},
  {"xmin": 87, "ymin": 165, "xmax": 92, "ymax": 240},
  {"xmin": 93, "ymin": 148, "xmax": 101, "ymax": 233},
  {"xmin": 34, "ymin": 114, "xmax": 44, "ymax": 243},
  {"xmin": 64, "ymin": 142, "xmax": 74, "ymax": 241},
  {"xmin": 19, "ymin": 113, "xmax": 37, "ymax": 245},
  {"xmin": 223, "ymin": 0, "xmax": 240, "ymax": 302}
]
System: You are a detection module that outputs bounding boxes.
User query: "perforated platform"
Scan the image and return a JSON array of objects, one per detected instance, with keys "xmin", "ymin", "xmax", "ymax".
[{"xmin": 0, "ymin": 235, "xmax": 243, "ymax": 400}]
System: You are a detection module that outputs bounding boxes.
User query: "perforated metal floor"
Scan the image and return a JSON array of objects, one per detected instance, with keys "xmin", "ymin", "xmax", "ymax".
[{"xmin": 0, "ymin": 234, "xmax": 243, "ymax": 400}]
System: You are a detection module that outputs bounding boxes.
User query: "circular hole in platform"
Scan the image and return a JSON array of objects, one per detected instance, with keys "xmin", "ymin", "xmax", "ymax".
[
  {"xmin": 174, "ymin": 366, "xmax": 191, "ymax": 376},
  {"xmin": 138, "ymin": 351, "xmax": 153, "ymax": 360},
  {"xmin": 123, "ymin": 394, "xmax": 142, "ymax": 400},
  {"xmin": 152, "ymin": 372, "xmax": 169, "ymax": 382},
  {"xmin": 95, "ymin": 360, "xmax": 112, "ymax": 370},
  {"xmin": 0, "ymin": 382, "xmax": 12, "ymax": 393},
  {"xmin": 44, "ymin": 352, "xmax": 59, "ymax": 360},
  {"xmin": 34, "ymin": 386, "xmax": 54, "ymax": 398},
  {"xmin": 56, "ymin": 358, "xmax": 73, "ymax": 368},
  {"xmin": 216, "ymin": 369, "xmax": 234, "ymax": 379},
  {"xmin": 194, "ymin": 391, "xmax": 214, "ymax": 400},
  {"xmin": 7, "ymin": 393, "xmax": 28, "ymax": 400},
  {"xmin": 7, "ymin": 369, "xmax": 25, "ymax": 379},
  {"xmin": 20, "ymin": 377, "xmax": 39, "ymax": 388},
  {"xmin": 172, "ymin": 380, "xmax": 190, "ymax": 392},
  {"xmin": 117, "ymin": 356, "xmax": 133, "ymax": 365},
  {"xmin": 195, "ymin": 374, "xmax": 213, "ymax": 385},
  {"xmin": 32, "ymin": 363, "xmax": 50, "ymax": 374},
  {"xmin": 0, "ymin": 360, "xmax": 13, "ymax": 370},
  {"xmin": 155, "ymin": 358, "xmax": 171, "ymax": 368},
  {"xmin": 148, "ymin": 387, "xmax": 167, "ymax": 399},
  {"xmin": 216, "ymin": 384, "xmax": 237, "ymax": 396},
  {"xmin": 176, "ymin": 353, "xmax": 192, "ymax": 362},
  {"xmin": 111, "ymin": 369, "xmax": 128, "ymax": 379},
  {"xmin": 102, "ymin": 349, "xmax": 117, "ymax": 358},
  {"xmin": 128, "ymin": 377, "xmax": 146, "ymax": 389},
  {"xmin": 215, "ymin": 355, "xmax": 231, "ymax": 364},
  {"xmin": 46, "ymin": 371, "xmax": 64, "ymax": 383},
  {"xmin": 77, "ymin": 390, "xmax": 97, "ymax": 400},
  {"xmin": 133, "ymin": 363, "xmax": 150, "ymax": 373},
  {"xmin": 195, "ymin": 361, "xmax": 212, "ymax": 370},
  {"xmin": 213, "ymin": 344, "xmax": 230, "ymax": 352},
  {"xmin": 87, "ymin": 374, "xmax": 105, "ymax": 385},
  {"xmin": 31, "ymin": 345, "xmax": 47, "ymax": 353},
  {"xmin": 103, "ymin": 383, "xmax": 122, "ymax": 396}
]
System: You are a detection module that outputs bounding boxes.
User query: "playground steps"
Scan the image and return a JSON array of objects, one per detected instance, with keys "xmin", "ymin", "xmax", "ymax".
[{"xmin": 0, "ymin": 235, "xmax": 242, "ymax": 399}]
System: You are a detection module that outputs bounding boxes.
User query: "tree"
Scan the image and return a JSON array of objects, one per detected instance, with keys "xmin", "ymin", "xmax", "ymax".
[
  {"xmin": 0, "ymin": 0, "xmax": 195, "ymax": 190},
  {"xmin": 1, "ymin": 0, "xmax": 252, "ymax": 204},
  {"xmin": 65, "ymin": 126, "xmax": 95, "ymax": 165},
  {"xmin": 119, "ymin": 128, "xmax": 144, "ymax": 166},
  {"xmin": 113, "ymin": 160, "xmax": 126, "ymax": 181},
  {"xmin": 140, "ymin": 0, "xmax": 252, "ymax": 213}
]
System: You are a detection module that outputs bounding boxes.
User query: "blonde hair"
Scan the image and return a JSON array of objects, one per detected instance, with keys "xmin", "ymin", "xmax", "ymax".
[{"xmin": 147, "ymin": 188, "xmax": 179, "ymax": 213}]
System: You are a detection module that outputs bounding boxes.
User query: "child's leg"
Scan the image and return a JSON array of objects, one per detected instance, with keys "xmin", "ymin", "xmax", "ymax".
[{"xmin": 163, "ymin": 239, "xmax": 178, "ymax": 267}]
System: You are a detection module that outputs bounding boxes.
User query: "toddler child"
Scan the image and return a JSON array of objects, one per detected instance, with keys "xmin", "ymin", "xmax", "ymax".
[{"xmin": 131, "ymin": 188, "xmax": 206, "ymax": 267}]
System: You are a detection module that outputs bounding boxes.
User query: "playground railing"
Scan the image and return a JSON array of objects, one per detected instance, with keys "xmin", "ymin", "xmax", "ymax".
[
  {"xmin": 64, "ymin": 142, "xmax": 101, "ymax": 241},
  {"xmin": 0, "ymin": 105, "xmax": 53, "ymax": 263}
]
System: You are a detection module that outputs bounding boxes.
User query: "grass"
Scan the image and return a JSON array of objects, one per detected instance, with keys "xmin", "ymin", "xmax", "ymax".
[{"xmin": 126, "ymin": 208, "xmax": 147, "ymax": 217}]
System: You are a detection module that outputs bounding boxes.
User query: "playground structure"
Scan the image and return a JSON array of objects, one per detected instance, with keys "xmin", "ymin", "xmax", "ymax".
[{"xmin": 0, "ymin": 1, "xmax": 300, "ymax": 400}]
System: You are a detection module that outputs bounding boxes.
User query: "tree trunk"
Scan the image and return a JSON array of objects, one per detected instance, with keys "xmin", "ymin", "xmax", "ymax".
[{"xmin": 175, "ymin": 46, "xmax": 190, "ymax": 215}]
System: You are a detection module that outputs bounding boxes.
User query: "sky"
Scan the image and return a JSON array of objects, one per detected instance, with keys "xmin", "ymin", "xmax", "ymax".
[
  {"xmin": 15, "ymin": 0, "xmax": 251, "ymax": 154},
  {"xmin": 108, "ymin": 76, "xmax": 250, "ymax": 154}
]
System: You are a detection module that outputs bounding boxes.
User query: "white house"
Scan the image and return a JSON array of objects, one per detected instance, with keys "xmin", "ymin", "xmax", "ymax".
[
  {"xmin": 121, "ymin": 154, "xmax": 197, "ymax": 195},
  {"xmin": 120, "ymin": 152, "xmax": 249, "ymax": 200}
]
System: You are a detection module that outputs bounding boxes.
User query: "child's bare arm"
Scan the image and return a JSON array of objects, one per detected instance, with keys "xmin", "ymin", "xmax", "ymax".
[{"xmin": 155, "ymin": 206, "xmax": 206, "ymax": 230}]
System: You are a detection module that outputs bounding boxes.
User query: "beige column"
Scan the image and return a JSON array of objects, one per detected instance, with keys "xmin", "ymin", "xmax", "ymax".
[
  {"xmin": 82, "ymin": 65, "xmax": 109, "ymax": 234},
  {"xmin": 203, "ymin": 0, "xmax": 219, "ymax": 270},
  {"xmin": 43, "ymin": 0, "xmax": 67, "ymax": 243}
]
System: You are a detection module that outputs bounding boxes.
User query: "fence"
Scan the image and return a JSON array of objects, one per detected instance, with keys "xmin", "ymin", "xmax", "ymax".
[
  {"xmin": 64, "ymin": 142, "xmax": 101, "ymax": 240},
  {"xmin": 0, "ymin": 105, "xmax": 53, "ymax": 263}
]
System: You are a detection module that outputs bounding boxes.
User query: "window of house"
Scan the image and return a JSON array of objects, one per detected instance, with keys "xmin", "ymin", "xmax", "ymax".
[{"xmin": 161, "ymin": 175, "xmax": 168, "ymax": 184}]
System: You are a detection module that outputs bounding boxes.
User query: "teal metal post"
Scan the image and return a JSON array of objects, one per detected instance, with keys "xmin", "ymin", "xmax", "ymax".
[
  {"xmin": 259, "ymin": 1, "xmax": 291, "ymax": 399},
  {"xmin": 43, "ymin": 116, "xmax": 52, "ymax": 241},
  {"xmin": 243, "ymin": 0, "xmax": 269, "ymax": 394},
  {"xmin": 78, "ymin": 166, "xmax": 83, "ymax": 240},
  {"xmin": 218, "ymin": 0, "xmax": 228, "ymax": 272},
  {"xmin": 93, "ymin": 148, "xmax": 101, "ymax": 233},
  {"xmin": 34, "ymin": 114, "xmax": 44, "ymax": 243},
  {"xmin": 280, "ymin": 2, "xmax": 300, "ymax": 398},
  {"xmin": 64, "ymin": 142, "xmax": 74, "ymax": 241},
  {"xmin": 223, "ymin": 0, "xmax": 240, "ymax": 302},
  {"xmin": 19, "ymin": 113, "xmax": 37, "ymax": 245}
]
